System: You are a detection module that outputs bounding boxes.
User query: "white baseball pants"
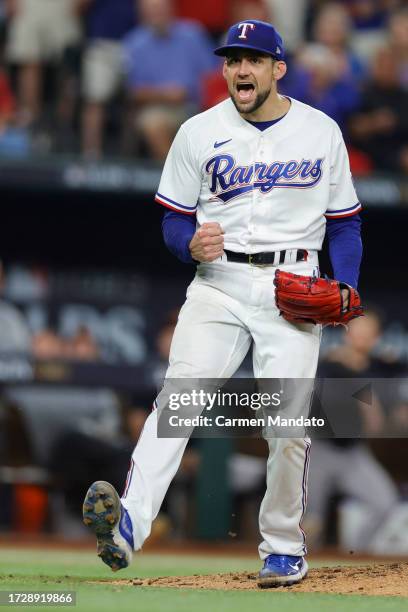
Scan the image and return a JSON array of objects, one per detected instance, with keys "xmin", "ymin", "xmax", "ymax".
[{"xmin": 121, "ymin": 254, "xmax": 321, "ymax": 558}]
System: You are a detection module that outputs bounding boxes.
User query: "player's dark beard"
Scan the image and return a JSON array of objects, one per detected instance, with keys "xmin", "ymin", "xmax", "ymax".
[{"xmin": 230, "ymin": 87, "xmax": 271, "ymax": 115}]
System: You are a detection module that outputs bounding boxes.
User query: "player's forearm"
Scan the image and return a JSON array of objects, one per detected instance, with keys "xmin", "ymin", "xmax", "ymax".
[
  {"xmin": 326, "ymin": 214, "xmax": 362, "ymax": 289},
  {"xmin": 162, "ymin": 210, "xmax": 196, "ymax": 264}
]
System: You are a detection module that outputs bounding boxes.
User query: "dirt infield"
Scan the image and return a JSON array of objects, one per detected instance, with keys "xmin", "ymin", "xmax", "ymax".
[{"xmin": 100, "ymin": 562, "xmax": 408, "ymax": 596}]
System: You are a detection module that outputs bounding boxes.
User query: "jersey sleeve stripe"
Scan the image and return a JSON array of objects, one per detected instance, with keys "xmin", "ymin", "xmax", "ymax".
[
  {"xmin": 156, "ymin": 198, "xmax": 196, "ymax": 215},
  {"xmin": 325, "ymin": 202, "xmax": 361, "ymax": 218},
  {"xmin": 155, "ymin": 192, "xmax": 197, "ymax": 213}
]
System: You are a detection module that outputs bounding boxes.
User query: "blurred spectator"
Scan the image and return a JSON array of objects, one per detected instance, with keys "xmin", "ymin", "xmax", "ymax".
[
  {"xmin": 32, "ymin": 325, "xmax": 100, "ymax": 361},
  {"xmin": 0, "ymin": 399, "xmax": 33, "ymax": 467},
  {"xmin": 388, "ymin": 396, "xmax": 408, "ymax": 437},
  {"xmin": 312, "ymin": 2, "xmax": 366, "ymax": 80},
  {"xmin": 228, "ymin": 435, "xmax": 268, "ymax": 540},
  {"xmin": 155, "ymin": 311, "xmax": 178, "ymax": 367},
  {"xmin": 0, "ymin": 62, "xmax": 29, "ymax": 156},
  {"xmin": 122, "ymin": 0, "xmax": 215, "ymax": 160},
  {"xmin": 264, "ymin": 0, "xmax": 307, "ymax": 54},
  {"xmin": 229, "ymin": 0, "xmax": 269, "ymax": 24},
  {"xmin": 349, "ymin": 45, "xmax": 408, "ymax": 174},
  {"xmin": 174, "ymin": 0, "xmax": 229, "ymax": 39},
  {"xmin": 149, "ymin": 307, "xmax": 180, "ymax": 389},
  {"xmin": 346, "ymin": 143, "xmax": 374, "ymax": 176},
  {"xmin": 388, "ymin": 7, "xmax": 408, "ymax": 89},
  {"xmin": 81, "ymin": 0, "xmax": 137, "ymax": 157},
  {"xmin": 4, "ymin": 0, "xmax": 82, "ymax": 128},
  {"xmin": 0, "ymin": 260, "xmax": 31, "ymax": 353},
  {"xmin": 0, "ymin": 65, "xmax": 14, "ymax": 126},
  {"xmin": 305, "ymin": 311, "xmax": 400, "ymax": 552},
  {"xmin": 32, "ymin": 329, "xmax": 64, "ymax": 359},
  {"xmin": 345, "ymin": 0, "xmax": 400, "ymax": 30},
  {"xmin": 284, "ymin": 43, "xmax": 360, "ymax": 128},
  {"xmin": 345, "ymin": 0, "xmax": 391, "ymax": 62},
  {"xmin": 70, "ymin": 325, "xmax": 99, "ymax": 361},
  {"xmin": 201, "ymin": 69, "xmax": 228, "ymax": 110}
]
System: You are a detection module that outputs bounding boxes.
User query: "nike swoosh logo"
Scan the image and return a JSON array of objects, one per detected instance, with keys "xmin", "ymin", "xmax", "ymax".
[
  {"xmin": 288, "ymin": 563, "xmax": 301, "ymax": 571},
  {"xmin": 214, "ymin": 139, "xmax": 232, "ymax": 148}
]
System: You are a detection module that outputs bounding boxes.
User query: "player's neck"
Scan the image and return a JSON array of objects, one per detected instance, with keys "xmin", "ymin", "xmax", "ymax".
[{"xmin": 240, "ymin": 93, "xmax": 290, "ymax": 123}]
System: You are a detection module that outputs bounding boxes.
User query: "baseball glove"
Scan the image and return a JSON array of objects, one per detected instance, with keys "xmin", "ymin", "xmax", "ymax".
[{"xmin": 274, "ymin": 269, "xmax": 363, "ymax": 326}]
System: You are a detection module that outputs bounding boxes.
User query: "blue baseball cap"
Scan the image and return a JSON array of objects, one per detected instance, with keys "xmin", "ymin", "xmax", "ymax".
[{"xmin": 214, "ymin": 20, "xmax": 285, "ymax": 60}]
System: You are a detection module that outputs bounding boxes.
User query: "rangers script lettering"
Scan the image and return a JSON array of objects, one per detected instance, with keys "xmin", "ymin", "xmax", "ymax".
[{"xmin": 206, "ymin": 155, "xmax": 324, "ymax": 202}]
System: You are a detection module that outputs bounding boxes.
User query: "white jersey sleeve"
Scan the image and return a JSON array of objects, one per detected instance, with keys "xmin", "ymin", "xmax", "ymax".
[
  {"xmin": 325, "ymin": 125, "xmax": 361, "ymax": 220},
  {"xmin": 155, "ymin": 125, "xmax": 200, "ymax": 215}
]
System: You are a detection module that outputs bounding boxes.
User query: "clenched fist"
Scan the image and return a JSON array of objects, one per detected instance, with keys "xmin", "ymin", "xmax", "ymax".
[{"xmin": 189, "ymin": 222, "xmax": 224, "ymax": 263}]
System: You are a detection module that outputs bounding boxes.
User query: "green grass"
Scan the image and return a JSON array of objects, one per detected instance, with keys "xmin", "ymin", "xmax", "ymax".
[{"xmin": 0, "ymin": 548, "xmax": 406, "ymax": 612}]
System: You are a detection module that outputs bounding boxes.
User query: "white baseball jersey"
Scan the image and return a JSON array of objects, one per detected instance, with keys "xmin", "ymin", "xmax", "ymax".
[{"xmin": 155, "ymin": 97, "xmax": 361, "ymax": 253}]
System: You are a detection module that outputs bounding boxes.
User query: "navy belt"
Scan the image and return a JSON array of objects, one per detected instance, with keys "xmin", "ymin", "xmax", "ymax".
[{"xmin": 224, "ymin": 249, "xmax": 308, "ymax": 266}]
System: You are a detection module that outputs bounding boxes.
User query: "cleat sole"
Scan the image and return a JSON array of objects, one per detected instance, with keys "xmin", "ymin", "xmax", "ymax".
[
  {"xmin": 258, "ymin": 578, "xmax": 299, "ymax": 588},
  {"xmin": 83, "ymin": 481, "xmax": 130, "ymax": 572},
  {"xmin": 82, "ymin": 481, "xmax": 121, "ymax": 536},
  {"xmin": 97, "ymin": 542, "xmax": 129, "ymax": 571},
  {"xmin": 257, "ymin": 569, "xmax": 308, "ymax": 589}
]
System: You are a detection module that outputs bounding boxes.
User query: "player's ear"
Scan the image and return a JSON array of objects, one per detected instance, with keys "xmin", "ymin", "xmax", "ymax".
[
  {"xmin": 273, "ymin": 60, "xmax": 287, "ymax": 81},
  {"xmin": 222, "ymin": 60, "xmax": 228, "ymax": 80}
]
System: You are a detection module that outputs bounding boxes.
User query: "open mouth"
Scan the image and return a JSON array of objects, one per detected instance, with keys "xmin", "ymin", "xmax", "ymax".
[{"xmin": 236, "ymin": 82, "xmax": 255, "ymax": 103}]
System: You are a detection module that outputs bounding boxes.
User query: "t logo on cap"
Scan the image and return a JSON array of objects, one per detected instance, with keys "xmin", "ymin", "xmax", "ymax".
[
  {"xmin": 238, "ymin": 22, "xmax": 255, "ymax": 39},
  {"xmin": 213, "ymin": 20, "xmax": 285, "ymax": 60}
]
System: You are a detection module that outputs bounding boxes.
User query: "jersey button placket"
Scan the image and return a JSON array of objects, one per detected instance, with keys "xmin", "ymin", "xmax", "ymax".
[
  {"xmin": 259, "ymin": 134, "xmax": 264, "ymax": 156},
  {"xmin": 251, "ymin": 204, "xmax": 264, "ymax": 309},
  {"xmin": 250, "ymin": 148, "xmax": 258, "ymax": 245},
  {"xmin": 248, "ymin": 145, "xmax": 257, "ymax": 268},
  {"xmin": 257, "ymin": 136, "xmax": 264, "ymax": 202}
]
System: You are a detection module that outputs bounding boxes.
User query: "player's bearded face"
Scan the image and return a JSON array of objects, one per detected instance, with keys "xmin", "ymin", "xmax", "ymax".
[{"xmin": 224, "ymin": 52, "xmax": 275, "ymax": 114}]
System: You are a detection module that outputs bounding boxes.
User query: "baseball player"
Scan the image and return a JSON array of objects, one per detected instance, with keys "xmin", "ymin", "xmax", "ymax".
[{"xmin": 83, "ymin": 20, "xmax": 362, "ymax": 587}]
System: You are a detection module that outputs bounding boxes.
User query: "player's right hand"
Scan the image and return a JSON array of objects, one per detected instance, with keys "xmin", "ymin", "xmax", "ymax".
[{"xmin": 189, "ymin": 222, "xmax": 225, "ymax": 262}]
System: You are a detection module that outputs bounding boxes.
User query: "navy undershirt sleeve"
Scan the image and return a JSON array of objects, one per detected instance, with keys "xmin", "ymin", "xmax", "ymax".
[
  {"xmin": 162, "ymin": 210, "xmax": 196, "ymax": 264},
  {"xmin": 326, "ymin": 214, "xmax": 362, "ymax": 289}
]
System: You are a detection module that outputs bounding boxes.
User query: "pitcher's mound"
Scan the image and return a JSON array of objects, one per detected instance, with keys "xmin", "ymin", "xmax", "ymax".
[{"xmin": 104, "ymin": 562, "xmax": 408, "ymax": 596}]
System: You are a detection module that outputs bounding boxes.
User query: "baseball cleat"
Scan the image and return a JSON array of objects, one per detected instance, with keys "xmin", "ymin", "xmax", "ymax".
[
  {"xmin": 82, "ymin": 481, "xmax": 134, "ymax": 572},
  {"xmin": 258, "ymin": 554, "xmax": 308, "ymax": 588}
]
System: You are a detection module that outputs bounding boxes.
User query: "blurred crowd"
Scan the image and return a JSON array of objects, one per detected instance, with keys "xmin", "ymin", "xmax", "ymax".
[{"xmin": 0, "ymin": 0, "xmax": 407, "ymax": 174}]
